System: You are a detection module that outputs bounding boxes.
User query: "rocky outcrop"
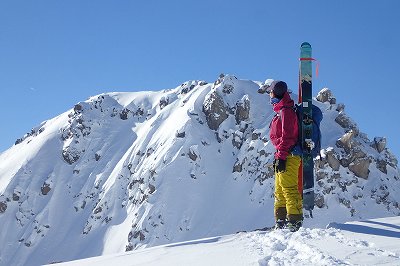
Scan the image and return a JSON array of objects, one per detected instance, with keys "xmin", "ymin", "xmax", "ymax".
[
  {"xmin": 233, "ymin": 159, "xmax": 243, "ymax": 173},
  {"xmin": 349, "ymin": 158, "xmax": 371, "ymax": 179},
  {"xmin": 62, "ymin": 146, "xmax": 82, "ymax": 165},
  {"xmin": 313, "ymin": 87, "xmax": 400, "ymax": 218},
  {"xmin": 14, "ymin": 126, "xmax": 46, "ymax": 145},
  {"xmin": 335, "ymin": 113, "xmax": 358, "ymax": 133},
  {"xmin": 372, "ymin": 137, "xmax": 386, "ymax": 153},
  {"xmin": 13, "ymin": 190, "xmax": 21, "ymax": 201},
  {"xmin": 202, "ymin": 91, "xmax": 229, "ymax": 130},
  {"xmin": 159, "ymin": 97, "xmax": 169, "ymax": 109},
  {"xmin": 175, "ymin": 130, "xmax": 186, "ymax": 138},
  {"xmin": 188, "ymin": 145, "xmax": 199, "ymax": 161},
  {"xmin": 335, "ymin": 130, "xmax": 371, "ymax": 178},
  {"xmin": 235, "ymin": 95, "xmax": 250, "ymax": 124},
  {"xmin": 232, "ymin": 130, "xmax": 244, "ymax": 149},
  {"xmin": 0, "ymin": 201, "xmax": 7, "ymax": 213},
  {"xmin": 336, "ymin": 130, "xmax": 357, "ymax": 153},
  {"xmin": 376, "ymin": 159, "xmax": 387, "ymax": 174},
  {"xmin": 41, "ymin": 182, "xmax": 51, "ymax": 195},
  {"xmin": 213, "ymin": 73, "xmax": 225, "ymax": 86},
  {"xmin": 316, "ymin": 88, "xmax": 336, "ymax": 104},
  {"xmin": 257, "ymin": 79, "xmax": 274, "ymax": 94},
  {"xmin": 325, "ymin": 149, "xmax": 340, "ymax": 171},
  {"xmin": 119, "ymin": 108, "xmax": 130, "ymax": 120}
]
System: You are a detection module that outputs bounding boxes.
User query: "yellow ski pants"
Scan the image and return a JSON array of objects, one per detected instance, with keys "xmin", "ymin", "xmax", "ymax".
[{"xmin": 274, "ymin": 155, "xmax": 303, "ymax": 220}]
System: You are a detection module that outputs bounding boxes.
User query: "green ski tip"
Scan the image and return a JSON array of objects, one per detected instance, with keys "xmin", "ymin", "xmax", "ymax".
[{"xmin": 301, "ymin": 42, "xmax": 312, "ymax": 48}]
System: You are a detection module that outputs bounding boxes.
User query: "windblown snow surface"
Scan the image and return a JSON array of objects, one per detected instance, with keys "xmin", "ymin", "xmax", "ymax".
[
  {"xmin": 52, "ymin": 216, "xmax": 400, "ymax": 266},
  {"xmin": 0, "ymin": 75, "xmax": 399, "ymax": 266}
]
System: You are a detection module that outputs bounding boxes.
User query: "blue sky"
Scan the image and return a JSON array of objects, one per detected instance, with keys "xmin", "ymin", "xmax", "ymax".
[{"xmin": 1, "ymin": 0, "xmax": 399, "ymax": 160}]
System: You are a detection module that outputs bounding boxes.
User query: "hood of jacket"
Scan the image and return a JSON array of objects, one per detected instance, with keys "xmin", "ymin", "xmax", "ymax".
[{"xmin": 272, "ymin": 92, "xmax": 295, "ymax": 112}]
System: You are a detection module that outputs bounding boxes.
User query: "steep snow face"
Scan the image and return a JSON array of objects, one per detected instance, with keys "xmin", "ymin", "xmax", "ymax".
[{"xmin": 0, "ymin": 75, "xmax": 399, "ymax": 265}]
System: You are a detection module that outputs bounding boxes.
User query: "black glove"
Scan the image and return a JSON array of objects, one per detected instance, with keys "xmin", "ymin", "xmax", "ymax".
[{"xmin": 274, "ymin": 159, "xmax": 286, "ymax": 173}]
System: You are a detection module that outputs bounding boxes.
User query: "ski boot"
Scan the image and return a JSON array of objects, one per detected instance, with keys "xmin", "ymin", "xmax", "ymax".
[
  {"xmin": 286, "ymin": 220, "xmax": 302, "ymax": 232},
  {"xmin": 274, "ymin": 219, "xmax": 287, "ymax": 230}
]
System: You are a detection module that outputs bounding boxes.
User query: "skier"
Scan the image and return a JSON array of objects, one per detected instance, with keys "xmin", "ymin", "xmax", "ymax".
[{"xmin": 267, "ymin": 80, "xmax": 303, "ymax": 232}]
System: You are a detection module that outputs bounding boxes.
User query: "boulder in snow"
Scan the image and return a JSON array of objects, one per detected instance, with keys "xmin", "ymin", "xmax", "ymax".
[
  {"xmin": 376, "ymin": 159, "xmax": 387, "ymax": 174},
  {"xmin": 62, "ymin": 146, "xmax": 81, "ymax": 165},
  {"xmin": 336, "ymin": 103, "xmax": 345, "ymax": 113},
  {"xmin": 326, "ymin": 149, "xmax": 340, "ymax": 171},
  {"xmin": 349, "ymin": 147, "xmax": 367, "ymax": 163},
  {"xmin": 0, "ymin": 201, "xmax": 6, "ymax": 213},
  {"xmin": 335, "ymin": 113, "xmax": 358, "ymax": 133},
  {"xmin": 232, "ymin": 130, "xmax": 243, "ymax": 149},
  {"xmin": 372, "ymin": 137, "xmax": 386, "ymax": 153},
  {"xmin": 336, "ymin": 130, "xmax": 357, "ymax": 153},
  {"xmin": 202, "ymin": 91, "xmax": 229, "ymax": 130},
  {"xmin": 159, "ymin": 97, "xmax": 169, "ymax": 109},
  {"xmin": 175, "ymin": 130, "xmax": 186, "ymax": 138},
  {"xmin": 233, "ymin": 158, "xmax": 243, "ymax": 173},
  {"xmin": 349, "ymin": 158, "xmax": 370, "ymax": 179},
  {"xmin": 74, "ymin": 104, "xmax": 83, "ymax": 113},
  {"xmin": 213, "ymin": 73, "xmax": 225, "ymax": 86},
  {"xmin": 41, "ymin": 182, "xmax": 51, "ymax": 196},
  {"xmin": 188, "ymin": 145, "xmax": 199, "ymax": 161},
  {"xmin": 315, "ymin": 193, "xmax": 325, "ymax": 208},
  {"xmin": 316, "ymin": 88, "xmax": 336, "ymax": 104},
  {"xmin": 119, "ymin": 108, "xmax": 130, "ymax": 120},
  {"xmin": 235, "ymin": 95, "xmax": 250, "ymax": 124},
  {"xmin": 258, "ymin": 79, "xmax": 274, "ymax": 94}
]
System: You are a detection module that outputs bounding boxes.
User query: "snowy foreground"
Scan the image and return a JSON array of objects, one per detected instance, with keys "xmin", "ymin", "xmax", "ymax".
[{"xmin": 54, "ymin": 216, "xmax": 400, "ymax": 266}]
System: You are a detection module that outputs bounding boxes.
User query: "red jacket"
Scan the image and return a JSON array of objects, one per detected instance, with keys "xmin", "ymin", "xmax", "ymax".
[{"xmin": 269, "ymin": 92, "xmax": 299, "ymax": 160}]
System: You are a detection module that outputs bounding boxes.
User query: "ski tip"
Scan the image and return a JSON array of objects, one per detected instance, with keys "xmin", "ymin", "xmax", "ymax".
[
  {"xmin": 301, "ymin": 42, "xmax": 312, "ymax": 48},
  {"xmin": 326, "ymin": 222, "xmax": 340, "ymax": 229}
]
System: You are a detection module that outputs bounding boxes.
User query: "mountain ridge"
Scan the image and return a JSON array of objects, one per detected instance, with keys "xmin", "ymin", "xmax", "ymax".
[{"xmin": 0, "ymin": 74, "xmax": 399, "ymax": 265}]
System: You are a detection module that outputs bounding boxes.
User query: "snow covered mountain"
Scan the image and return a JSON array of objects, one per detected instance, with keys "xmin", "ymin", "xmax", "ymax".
[{"xmin": 0, "ymin": 74, "xmax": 399, "ymax": 266}]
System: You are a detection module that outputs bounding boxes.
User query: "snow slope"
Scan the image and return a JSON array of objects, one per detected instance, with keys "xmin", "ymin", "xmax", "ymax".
[
  {"xmin": 52, "ymin": 216, "xmax": 400, "ymax": 266},
  {"xmin": 0, "ymin": 75, "xmax": 399, "ymax": 265}
]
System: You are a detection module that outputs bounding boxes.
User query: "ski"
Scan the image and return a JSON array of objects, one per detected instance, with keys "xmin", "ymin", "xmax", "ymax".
[
  {"xmin": 236, "ymin": 226, "xmax": 275, "ymax": 234},
  {"xmin": 299, "ymin": 42, "xmax": 315, "ymax": 216}
]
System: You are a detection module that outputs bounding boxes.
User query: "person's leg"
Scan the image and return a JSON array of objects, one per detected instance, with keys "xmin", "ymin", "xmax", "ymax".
[
  {"xmin": 280, "ymin": 155, "xmax": 303, "ymax": 231},
  {"xmin": 274, "ymin": 171, "xmax": 287, "ymax": 229}
]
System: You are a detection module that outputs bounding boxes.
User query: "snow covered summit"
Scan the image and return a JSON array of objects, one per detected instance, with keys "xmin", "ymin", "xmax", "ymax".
[{"xmin": 0, "ymin": 74, "xmax": 399, "ymax": 265}]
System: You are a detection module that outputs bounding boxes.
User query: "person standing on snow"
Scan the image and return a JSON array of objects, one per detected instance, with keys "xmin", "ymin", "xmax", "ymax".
[{"xmin": 267, "ymin": 80, "xmax": 303, "ymax": 232}]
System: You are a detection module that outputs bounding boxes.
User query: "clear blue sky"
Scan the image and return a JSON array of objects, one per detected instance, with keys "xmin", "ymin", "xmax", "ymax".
[{"xmin": 1, "ymin": 1, "xmax": 399, "ymax": 160}]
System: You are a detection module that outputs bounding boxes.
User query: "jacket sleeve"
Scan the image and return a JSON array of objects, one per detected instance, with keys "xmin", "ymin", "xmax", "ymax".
[{"xmin": 275, "ymin": 108, "xmax": 298, "ymax": 160}]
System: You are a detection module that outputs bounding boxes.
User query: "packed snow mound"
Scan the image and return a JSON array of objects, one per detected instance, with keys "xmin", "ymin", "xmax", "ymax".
[{"xmin": 0, "ymin": 75, "xmax": 399, "ymax": 265}]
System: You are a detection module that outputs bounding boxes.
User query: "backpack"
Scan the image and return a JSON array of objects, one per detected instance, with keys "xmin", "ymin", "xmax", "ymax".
[
  {"xmin": 291, "ymin": 103, "xmax": 323, "ymax": 158},
  {"xmin": 276, "ymin": 104, "xmax": 323, "ymax": 158}
]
